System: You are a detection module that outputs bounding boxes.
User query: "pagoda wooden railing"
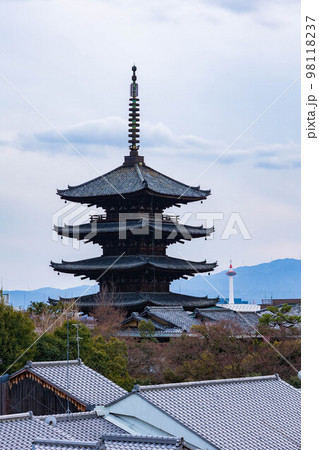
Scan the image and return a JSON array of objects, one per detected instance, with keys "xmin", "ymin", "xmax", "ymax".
[{"xmin": 89, "ymin": 213, "xmax": 180, "ymax": 223}]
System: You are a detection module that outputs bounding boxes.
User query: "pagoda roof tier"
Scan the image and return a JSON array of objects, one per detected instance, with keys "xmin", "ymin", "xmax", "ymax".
[
  {"xmin": 54, "ymin": 219, "xmax": 214, "ymax": 242},
  {"xmin": 50, "ymin": 255, "xmax": 217, "ymax": 276},
  {"xmin": 57, "ymin": 163, "xmax": 210, "ymax": 206},
  {"xmin": 49, "ymin": 291, "xmax": 219, "ymax": 312}
]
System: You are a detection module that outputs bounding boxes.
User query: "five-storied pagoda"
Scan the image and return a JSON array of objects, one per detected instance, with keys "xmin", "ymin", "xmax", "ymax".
[{"xmin": 50, "ymin": 66, "xmax": 218, "ymax": 314}]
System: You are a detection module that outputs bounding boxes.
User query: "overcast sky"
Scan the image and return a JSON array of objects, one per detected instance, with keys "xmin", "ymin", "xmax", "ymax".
[{"xmin": 0, "ymin": 0, "xmax": 300, "ymax": 290}]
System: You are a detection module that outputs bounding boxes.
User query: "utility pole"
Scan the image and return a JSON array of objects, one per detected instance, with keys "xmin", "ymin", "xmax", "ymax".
[{"xmin": 66, "ymin": 313, "xmax": 70, "ymax": 415}]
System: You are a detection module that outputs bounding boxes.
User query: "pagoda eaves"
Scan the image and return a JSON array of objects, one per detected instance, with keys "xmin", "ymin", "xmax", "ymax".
[
  {"xmin": 51, "ymin": 66, "xmax": 218, "ymax": 312},
  {"xmin": 57, "ymin": 163, "xmax": 210, "ymax": 209}
]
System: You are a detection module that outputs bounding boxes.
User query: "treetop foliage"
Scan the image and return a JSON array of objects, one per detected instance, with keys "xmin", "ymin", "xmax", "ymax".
[
  {"xmin": 0, "ymin": 298, "xmax": 36, "ymax": 374},
  {"xmin": 259, "ymin": 304, "xmax": 301, "ymax": 329}
]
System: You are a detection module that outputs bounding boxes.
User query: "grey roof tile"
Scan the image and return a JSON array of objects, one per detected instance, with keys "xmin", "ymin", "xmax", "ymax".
[
  {"xmin": 38, "ymin": 412, "xmax": 128, "ymax": 441},
  {"xmin": 34, "ymin": 441, "xmax": 98, "ymax": 449},
  {"xmin": 139, "ymin": 375, "xmax": 301, "ymax": 450},
  {"xmin": 21, "ymin": 360, "xmax": 126, "ymax": 407},
  {"xmin": 119, "ymin": 328, "xmax": 184, "ymax": 338},
  {"xmin": 0, "ymin": 412, "xmax": 71, "ymax": 450},
  {"xmin": 143, "ymin": 307, "xmax": 201, "ymax": 332},
  {"xmin": 101, "ymin": 435, "xmax": 185, "ymax": 449},
  {"xmin": 0, "ymin": 409, "xmax": 183, "ymax": 449},
  {"xmin": 54, "ymin": 219, "xmax": 213, "ymax": 242},
  {"xmin": 57, "ymin": 164, "xmax": 209, "ymax": 201},
  {"xmin": 50, "ymin": 293, "xmax": 218, "ymax": 311},
  {"xmin": 34, "ymin": 436, "xmax": 185, "ymax": 450},
  {"xmin": 195, "ymin": 307, "xmax": 260, "ymax": 333},
  {"xmin": 50, "ymin": 255, "xmax": 217, "ymax": 274}
]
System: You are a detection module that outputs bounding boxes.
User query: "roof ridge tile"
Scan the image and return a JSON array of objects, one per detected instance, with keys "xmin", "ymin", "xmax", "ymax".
[{"xmin": 139, "ymin": 375, "xmax": 279, "ymax": 391}]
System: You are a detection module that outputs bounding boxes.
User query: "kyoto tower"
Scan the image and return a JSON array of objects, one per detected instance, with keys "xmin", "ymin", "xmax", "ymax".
[{"xmin": 226, "ymin": 260, "xmax": 237, "ymax": 304}]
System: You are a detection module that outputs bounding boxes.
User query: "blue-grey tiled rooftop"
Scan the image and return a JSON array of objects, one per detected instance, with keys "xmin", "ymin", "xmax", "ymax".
[
  {"xmin": 54, "ymin": 219, "xmax": 213, "ymax": 240},
  {"xmin": 53, "ymin": 292, "xmax": 218, "ymax": 309},
  {"xmin": 57, "ymin": 164, "xmax": 209, "ymax": 200},
  {"xmin": 33, "ymin": 436, "xmax": 185, "ymax": 450},
  {"xmin": 195, "ymin": 307, "xmax": 260, "ymax": 333},
  {"xmin": 143, "ymin": 306, "xmax": 201, "ymax": 332},
  {"xmin": 139, "ymin": 375, "xmax": 301, "ymax": 450},
  {"xmin": 0, "ymin": 412, "xmax": 71, "ymax": 450},
  {"xmin": 21, "ymin": 360, "xmax": 126, "ymax": 407},
  {"xmin": 38, "ymin": 412, "xmax": 128, "ymax": 441},
  {"xmin": 51, "ymin": 255, "xmax": 217, "ymax": 273}
]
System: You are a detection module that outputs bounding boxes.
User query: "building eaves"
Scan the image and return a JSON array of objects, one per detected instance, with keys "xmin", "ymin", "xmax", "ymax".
[
  {"xmin": 57, "ymin": 164, "xmax": 210, "ymax": 202},
  {"xmin": 50, "ymin": 255, "xmax": 217, "ymax": 274}
]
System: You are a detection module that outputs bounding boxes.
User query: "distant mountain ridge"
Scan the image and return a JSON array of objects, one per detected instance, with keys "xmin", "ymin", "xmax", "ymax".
[
  {"xmin": 4, "ymin": 285, "xmax": 99, "ymax": 309},
  {"xmin": 4, "ymin": 258, "xmax": 300, "ymax": 308},
  {"xmin": 171, "ymin": 258, "xmax": 301, "ymax": 302}
]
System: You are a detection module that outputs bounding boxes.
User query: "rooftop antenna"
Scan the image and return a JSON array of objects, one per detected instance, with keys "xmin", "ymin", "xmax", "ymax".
[{"xmin": 72, "ymin": 323, "xmax": 82, "ymax": 360}]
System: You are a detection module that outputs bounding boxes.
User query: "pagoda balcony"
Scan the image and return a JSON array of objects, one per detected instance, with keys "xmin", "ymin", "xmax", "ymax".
[
  {"xmin": 89, "ymin": 213, "xmax": 180, "ymax": 223},
  {"xmin": 162, "ymin": 214, "xmax": 179, "ymax": 223},
  {"xmin": 90, "ymin": 214, "xmax": 108, "ymax": 222}
]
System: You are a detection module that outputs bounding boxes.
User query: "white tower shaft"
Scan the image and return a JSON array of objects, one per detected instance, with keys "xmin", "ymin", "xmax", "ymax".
[{"xmin": 229, "ymin": 276, "xmax": 234, "ymax": 304}]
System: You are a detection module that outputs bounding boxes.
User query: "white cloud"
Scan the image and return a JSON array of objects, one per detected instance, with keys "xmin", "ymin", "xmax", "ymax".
[
  {"xmin": 8, "ymin": 117, "xmax": 300, "ymax": 170},
  {"xmin": 0, "ymin": 0, "xmax": 300, "ymax": 289}
]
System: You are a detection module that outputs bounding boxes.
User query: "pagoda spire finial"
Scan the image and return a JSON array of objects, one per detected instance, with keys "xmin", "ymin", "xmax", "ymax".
[{"xmin": 124, "ymin": 65, "xmax": 144, "ymax": 166}]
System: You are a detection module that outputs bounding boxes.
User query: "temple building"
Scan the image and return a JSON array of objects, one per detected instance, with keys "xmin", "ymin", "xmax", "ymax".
[{"xmin": 50, "ymin": 66, "xmax": 218, "ymax": 313}]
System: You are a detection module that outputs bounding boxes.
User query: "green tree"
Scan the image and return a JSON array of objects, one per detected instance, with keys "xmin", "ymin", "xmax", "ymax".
[
  {"xmin": 259, "ymin": 304, "xmax": 301, "ymax": 329},
  {"xmin": 34, "ymin": 320, "xmax": 133, "ymax": 390},
  {"xmin": 87, "ymin": 336, "xmax": 133, "ymax": 390},
  {"xmin": 0, "ymin": 298, "xmax": 36, "ymax": 374},
  {"xmin": 27, "ymin": 301, "xmax": 49, "ymax": 315},
  {"xmin": 138, "ymin": 320, "xmax": 157, "ymax": 341}
]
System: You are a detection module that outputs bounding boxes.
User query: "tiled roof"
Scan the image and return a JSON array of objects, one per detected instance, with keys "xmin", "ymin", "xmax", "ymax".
[
  {"xmin": 33, "ymin": 441, "xmax": 99, "ymax": 449},
  {"xmin": 143, "ymin": 307, "xmax": 201, "ymax": 332},
  {"xmin": 1, "ymin": 411, "xmax": 181, "ymax": 450},
  {"xmin": 33, "ymin": 436, "xmax": 185, "ymax": 450},
  {"xmin": 38, "ymin": 412, "xmax": 128, "ymax": 441},
  {"xmin": 0, "ymin": 412, "xmax": 71, "ymax": 450},
  {"xmin": 119, "ymin": 329, "xmax": 184, "ymax": 338},
  {"xmin": 54, "ymin": 219, "xmax": 213, "ymax": 242},
  {"xmin": 50, "ymin": 255, "xmax": 217, "ymax": 274},
  {"xmin": 195, "ymin": 307, "xmax": 260, "ymax": 333},
  {"xmin": 50, "ymin": 292, "xmax": 218, "ymax": 311},
  {"xmin": 13, "ymin": 360, "xmax": 126, "ymax": 408},
  {"xmin": 122, "ymin": 312, "xmax": 171, "ymax": 331},
  {"xmin": 138, "ymin": 375, "xmax": 301, "ymax": 450},
  {"xmin": 216, "ymin": 304, "xmax": 261, "ymax": 312},
  {"xmin": 57, "ymin": 164, "xmax": 210, "ymax": 202},
  {"xmin": 101, "ymin": 435, "xmax": 185, "ymax": 449}
]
